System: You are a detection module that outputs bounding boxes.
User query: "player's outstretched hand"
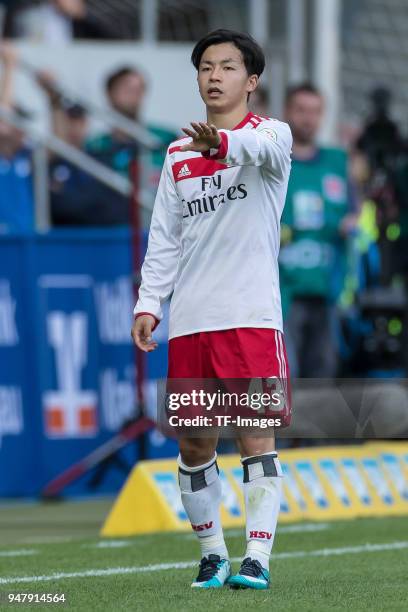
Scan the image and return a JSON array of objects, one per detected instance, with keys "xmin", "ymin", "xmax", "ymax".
[
  {"xmin": 131, "ymin": 315, "xmax": 158, "ymax": 352},
  {"xmin": 180, "ymin": 122, "xmax": 221, "ymax": 153}
]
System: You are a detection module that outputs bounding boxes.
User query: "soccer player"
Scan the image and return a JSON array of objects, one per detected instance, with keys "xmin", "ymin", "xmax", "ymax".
[{"xmin": 131, "ymin": 29, "xmax": 292, "ymax": 590}]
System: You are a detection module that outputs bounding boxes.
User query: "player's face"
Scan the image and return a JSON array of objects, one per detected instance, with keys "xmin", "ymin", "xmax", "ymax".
[
  {"xmin": 109, "ymin": 73, "xmax": 145, "ymax": 118},
  {"xmin": 285, "ymin": 92, "xmax": 324, "ymax": 144},
  {"xmin": 197, "ymin": 43, "xmax": 258, "ymax": 113}
]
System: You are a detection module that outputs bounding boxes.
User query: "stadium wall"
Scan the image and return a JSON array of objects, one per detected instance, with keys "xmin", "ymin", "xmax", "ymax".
[{"xmin": 0, "ymin": 229, "xmax": 176, "ymax": 498}]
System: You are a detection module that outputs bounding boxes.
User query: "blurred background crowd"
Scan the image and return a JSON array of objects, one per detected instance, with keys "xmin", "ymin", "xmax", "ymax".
[{"xmin": 1, "ymin": 0, "xmax": 408, "ymax": 381}]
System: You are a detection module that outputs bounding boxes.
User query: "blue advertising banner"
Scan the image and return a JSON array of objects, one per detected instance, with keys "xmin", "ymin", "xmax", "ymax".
[
  {"xmin": 0, "ymin": 229, "xmax": 177, "ymax": 498},
  {"xmin": 0, "ymin": 236, "xmax": 42, "ymax": 496}
]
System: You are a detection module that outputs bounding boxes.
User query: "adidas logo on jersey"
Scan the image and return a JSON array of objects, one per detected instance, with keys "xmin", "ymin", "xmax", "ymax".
[{"xmin": 177, "ymin": 163, "xmax": 191, "ymax": 178}]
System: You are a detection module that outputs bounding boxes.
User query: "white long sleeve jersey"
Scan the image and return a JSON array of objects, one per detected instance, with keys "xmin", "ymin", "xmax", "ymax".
[{"xmin": 134, "ymin": 112, "xmax": 292, "ymax": 340}]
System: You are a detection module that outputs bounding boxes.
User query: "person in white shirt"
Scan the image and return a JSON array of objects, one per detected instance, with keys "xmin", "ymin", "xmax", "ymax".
[{"xmin": 132, "ymin": 29, "xmax": 292, "ymax": 591}]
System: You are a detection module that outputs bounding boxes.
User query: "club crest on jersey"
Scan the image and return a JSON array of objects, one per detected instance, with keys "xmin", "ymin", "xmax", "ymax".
[
  {"xmin": 257, "ymin": 126, "xmax": 278, "ymax": 142},
  {"xmin": 177, "ymin": 163, "xmax": 192, "ymax": 179}
]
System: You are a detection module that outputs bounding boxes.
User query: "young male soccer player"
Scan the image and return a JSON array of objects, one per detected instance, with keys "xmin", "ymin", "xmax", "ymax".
[{"xmin": 131, "ymin": 29, "xmax": 292, "ymax": 590}]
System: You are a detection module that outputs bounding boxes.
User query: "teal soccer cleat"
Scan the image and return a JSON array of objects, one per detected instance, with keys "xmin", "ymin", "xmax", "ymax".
[
  {"xmin": 191, "ymin": 554, "xmax": 231, "ymax": 588},
  {"xmin": 228, "ymin": 557, "xmax": 270, "ymax": 590}
]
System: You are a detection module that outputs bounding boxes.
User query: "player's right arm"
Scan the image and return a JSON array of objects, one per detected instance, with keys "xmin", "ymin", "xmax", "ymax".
[
  {"xmin": 131, "ymin": 151, "xmax": 182, "ymax": 352},
  {"xmin": 181, "ymin": 119, "xmax": 292, "ymax": 183}
]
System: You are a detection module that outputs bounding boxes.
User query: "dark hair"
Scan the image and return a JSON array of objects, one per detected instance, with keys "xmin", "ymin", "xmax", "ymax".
[
  {"xmin": 285, "ymin": 82, "xmax": 322, "ymax": 105},
  {"xmin": 64, "ymin": 103, "xmax": 88, "ymax": 119},
  {"xmin": 191, "ymin": 29, "xmax": 265, "ymax": 77},
  {"xmin": 105, "ymin": 66, "xmax": 142, "ymax": 94}
]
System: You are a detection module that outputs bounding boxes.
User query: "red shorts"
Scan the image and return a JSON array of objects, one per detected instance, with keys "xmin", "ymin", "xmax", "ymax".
[
  {"xmin": 168, "ymin": 328, "xmax": 289, "ymax": 379},
  {"xmin": 167, "ymin": 328, "xmax": 291, "ymax": 428}
]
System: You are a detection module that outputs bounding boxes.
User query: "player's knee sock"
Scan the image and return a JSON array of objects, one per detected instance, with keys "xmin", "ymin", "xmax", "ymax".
[
  {"xmin": 178, "ymin": 453, "xmax": 228, "ymax": 560},
  {"xmin": 242, "ymin": 451, "xmax": 283, "ymax": 570}
]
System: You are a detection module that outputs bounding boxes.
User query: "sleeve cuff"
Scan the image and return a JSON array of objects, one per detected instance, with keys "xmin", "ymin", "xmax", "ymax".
[
  {"xmin": 134, "ymin": 311, "xmax": 160, "ymax": 331},
  {"xmin": 202, "ymin": 131, "xmax": 228, "ymax": 160}
]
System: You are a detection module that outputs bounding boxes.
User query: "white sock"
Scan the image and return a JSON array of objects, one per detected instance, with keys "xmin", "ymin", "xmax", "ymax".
[
  {"xmin": 242, "ymin": 451, "xmax": 283, "ymax": 570},
  {"xmin": 178, "ymin": 453, "xmax": 228, "ymax": 560}
]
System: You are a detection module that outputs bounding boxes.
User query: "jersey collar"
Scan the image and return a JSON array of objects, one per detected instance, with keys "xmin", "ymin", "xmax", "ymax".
[{"xmin": 233, "ymin": 112, "xmax": 256, "ymax": 130}]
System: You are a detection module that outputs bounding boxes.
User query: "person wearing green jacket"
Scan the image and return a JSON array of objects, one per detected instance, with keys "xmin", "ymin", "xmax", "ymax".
[
  {"xmin": 87, "ymin": 66, "xmax": 178, "ymax": 227},
  {"xmin": 280, "ymin": 83, "xmax": 354, "ymax": 378}
]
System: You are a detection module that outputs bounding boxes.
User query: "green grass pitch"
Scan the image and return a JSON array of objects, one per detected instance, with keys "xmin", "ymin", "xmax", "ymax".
[{"xmin": 0, "ymin": 498, "xmax": 407, "ymax": 611}]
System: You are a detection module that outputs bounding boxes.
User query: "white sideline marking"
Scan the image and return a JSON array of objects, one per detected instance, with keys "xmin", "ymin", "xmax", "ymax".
[
  {"xmin": 0, "ymin": 550, "xmax": 36, "ymax": 558},
  {"xmin": 0, "ymin": 541, "xmax": 407, "ymax": 585},
  {"xmin": 92, "ymin": 541, "xmax": 130, "ymax": 549},
  {"xmin": 183, "ymin": 522, "xmax": 329, "ymax": 540},
  {"xmin": 278, "ymin": 523, "xmax": 329, "ymax": 534},
  {"xmin": 22, "ymin": 537, "xmax": 73, "ymax": 545}
]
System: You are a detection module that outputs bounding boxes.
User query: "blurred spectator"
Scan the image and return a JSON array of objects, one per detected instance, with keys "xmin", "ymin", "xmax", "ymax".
[
  {"xmin": 394, "ymin": 158, "xmax": 408, "ymax": 282},
  {"xmin": 36, "ymin": 70, "xmax": 129, "ymax": 226},
  {"xmin": 0, "ymin": 43, "xmax": 34, "ymax": 233},
  {"xmin": 3, "ymin": 0, "xmax": 120, "ymax": 41},
  {"xmin": 37, "ymin": 66, "xmax": 178, "ymax": 228},
  {"xmin": 248, "ymin": 84, "xmax": 270, "ymax": 117},
  {"xmin": 87, "ymin": 66, "xmax": 178, "ymax": 193},
  {"xmin": 36, "ymin": 70, "xmax": 88, "ymax": 146},
  {"xmin": 355, "ymin": 87, "xmax": 403, "ymax": 285},
  {"xmin": 356, "ymin": 87, "xmax": 403, "ymax": 174},
  {"xmin": 279, "ymin": 83, "xmax": 356, "ymax": 378}
]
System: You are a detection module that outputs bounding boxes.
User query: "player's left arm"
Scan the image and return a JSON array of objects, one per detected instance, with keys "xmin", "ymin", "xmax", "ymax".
[{"xmin": 180, "ymin": 120, "xmax": 292, "ymax": 181}]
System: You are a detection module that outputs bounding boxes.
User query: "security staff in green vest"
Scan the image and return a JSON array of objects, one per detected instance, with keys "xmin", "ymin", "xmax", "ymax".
[{"xmin": 280, "ymin": 83, "xmax": 355, "ymax": 378}]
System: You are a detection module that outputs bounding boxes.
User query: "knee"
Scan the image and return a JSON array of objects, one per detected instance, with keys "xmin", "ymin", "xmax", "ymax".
[
  {"xmin": 179, "ymin": 438, "xmax": 216, "ymax": 467},
  {"xmin": 238, "ymin": 436, "xmax": 275, "ymax": 459}
]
